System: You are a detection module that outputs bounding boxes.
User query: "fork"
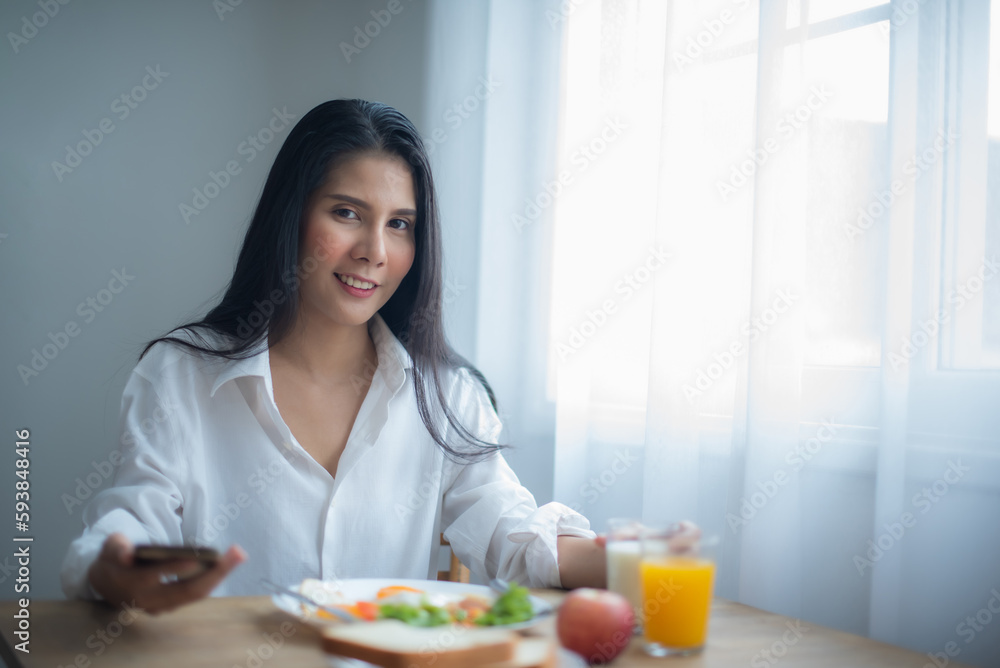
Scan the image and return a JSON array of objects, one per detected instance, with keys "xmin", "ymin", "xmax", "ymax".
[{"xmin": 260, "ymin": 579, "xmax": 359, "ymax": 623}]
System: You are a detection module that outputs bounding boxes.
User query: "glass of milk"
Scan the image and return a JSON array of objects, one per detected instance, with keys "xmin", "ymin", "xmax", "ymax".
[{"xmin": 605, "ymin": 518, "xmax": 644, "ymax": 634}]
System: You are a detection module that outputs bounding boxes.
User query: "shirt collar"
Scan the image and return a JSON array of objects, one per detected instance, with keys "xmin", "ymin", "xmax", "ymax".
[
  {"xmin": 207, "ymin": 339, "xmax": 268, "ymax": 398},
  {"xmin": 208, "ymin": 313, "xmax": 413, "ymax": 398},
  {"xmin": 368, "ymin": 312, "xmax": 412, "ymax": 393}
]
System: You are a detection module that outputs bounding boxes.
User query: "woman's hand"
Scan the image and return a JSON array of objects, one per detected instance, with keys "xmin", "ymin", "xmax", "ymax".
[{"xmin": 87, "ymin": 533, "xmax": 246, "ymax": 614}]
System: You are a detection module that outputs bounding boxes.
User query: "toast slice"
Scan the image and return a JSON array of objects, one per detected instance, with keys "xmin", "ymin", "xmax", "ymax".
[
  {"xmin": 483, "ymin": 637, "xmax": 558, "ymax": 668},
  {"xmin": 320, "ymin": 620, "xmax": 518, "ymax": 668}
]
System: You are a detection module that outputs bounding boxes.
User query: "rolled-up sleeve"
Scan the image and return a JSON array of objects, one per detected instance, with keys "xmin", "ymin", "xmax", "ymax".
[
  {"xmin": 439, "ymin": 370, "xmax": 595, "ymax": 588},
  {"xmin": 60, "ymin": 368, "xmax": 188, "ymax": 600}
]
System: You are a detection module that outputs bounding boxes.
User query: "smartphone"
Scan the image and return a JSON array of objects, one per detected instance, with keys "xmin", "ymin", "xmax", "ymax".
[{"xmin": 133, "ymin": 544, "xmax": 220, "ymax": 567}]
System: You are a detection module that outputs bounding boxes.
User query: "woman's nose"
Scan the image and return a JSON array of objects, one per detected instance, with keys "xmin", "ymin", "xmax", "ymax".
[{"xmin": 354, "ymin": 224, "xmax": 387, "ymax": 265}]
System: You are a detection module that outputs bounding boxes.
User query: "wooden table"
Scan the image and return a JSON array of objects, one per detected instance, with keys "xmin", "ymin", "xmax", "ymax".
[{"xmin": 0, "ymin": 592, "xmax": 969, "ymax": 667}]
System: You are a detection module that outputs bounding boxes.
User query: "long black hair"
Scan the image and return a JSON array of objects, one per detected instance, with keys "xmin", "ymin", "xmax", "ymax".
[{"xmin": 143, "ymin": 99, "xmax": 502, "ymax": 461}]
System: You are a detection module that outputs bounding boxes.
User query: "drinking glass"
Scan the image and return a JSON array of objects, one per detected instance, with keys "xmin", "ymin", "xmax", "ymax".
[
  {"xmin": 640, "ymin": 527, "xmax": 715, "ymax": 656},
  {"xmin": 605, "ymin": 518, "xmax": 643, "ymax": 634}
]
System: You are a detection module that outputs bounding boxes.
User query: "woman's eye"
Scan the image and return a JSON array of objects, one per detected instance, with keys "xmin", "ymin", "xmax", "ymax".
[
  {"xmin": 388, "ymin": 218, "xmax": 411, "ymax": 231},
  {"xmin": 333, "ymin": 208, "xmax": 358, "ymax": 220}
]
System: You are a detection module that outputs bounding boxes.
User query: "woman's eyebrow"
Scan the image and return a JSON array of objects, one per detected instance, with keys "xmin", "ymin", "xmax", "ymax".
[{"xmin": 323, "ymin": 193, "xmax": 417, "ymax": 216}]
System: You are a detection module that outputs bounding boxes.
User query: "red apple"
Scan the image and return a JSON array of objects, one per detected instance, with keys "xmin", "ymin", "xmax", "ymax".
[{"xmin": 557, "ymin": 588, "xmax": 635, "ymax": 664}]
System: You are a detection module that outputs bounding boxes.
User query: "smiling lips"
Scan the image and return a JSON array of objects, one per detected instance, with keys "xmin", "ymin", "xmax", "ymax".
[{"xmin": 335, "ymin": 273, "xmax": 377, "ymax": 291}]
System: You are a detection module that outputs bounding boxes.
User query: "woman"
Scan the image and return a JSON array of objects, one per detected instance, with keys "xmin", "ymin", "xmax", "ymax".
[{"xmin": 61, "ymin": 99, "xmax": 606, "ymax": 613}]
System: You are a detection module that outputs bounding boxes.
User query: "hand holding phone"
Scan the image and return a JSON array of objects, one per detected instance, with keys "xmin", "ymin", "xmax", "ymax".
[{"xmin": 88, "ymin": 533, "xmax": 246, "ymax": 614}]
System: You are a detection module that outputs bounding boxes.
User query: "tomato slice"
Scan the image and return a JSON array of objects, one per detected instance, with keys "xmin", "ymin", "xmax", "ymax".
[{"xmin": 355, "ymin": 600, "xmax": 380, "ymax": 621}]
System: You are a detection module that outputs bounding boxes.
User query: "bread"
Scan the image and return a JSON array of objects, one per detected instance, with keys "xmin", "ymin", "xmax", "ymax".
[
  {"xmin": 320, "ymin": 620, "xmax": 518, "ymax": 668},
  {"xmin": 484, "ymin": 637, "xmax": 558, "ymax": 668}
]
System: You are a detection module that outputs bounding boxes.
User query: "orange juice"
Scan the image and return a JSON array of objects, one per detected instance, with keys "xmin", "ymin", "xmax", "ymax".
[{"xmin": 640, "ymin": 556, "xmax": 714, "ymax": 650}]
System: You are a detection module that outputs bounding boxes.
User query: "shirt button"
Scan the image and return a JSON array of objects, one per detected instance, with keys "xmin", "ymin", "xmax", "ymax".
[{"xmin": 283, "ymin": 440, "xmax": 292, "ymax": 450}]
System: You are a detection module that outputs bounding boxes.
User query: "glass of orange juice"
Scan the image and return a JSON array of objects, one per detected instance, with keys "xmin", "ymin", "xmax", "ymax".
[{"xmin": 639, "ymin": 527, "xmax": 715, "ymax": 656}]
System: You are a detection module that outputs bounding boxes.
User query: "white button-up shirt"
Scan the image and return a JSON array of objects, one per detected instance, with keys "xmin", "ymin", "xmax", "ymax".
[{"xmin": 60, "ymin": 315, "xmax": 593, "ymax": 599}]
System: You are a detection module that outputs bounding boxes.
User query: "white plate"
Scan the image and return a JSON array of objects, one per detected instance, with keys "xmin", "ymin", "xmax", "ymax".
[{"xmin": 270, "ymin": 577, "xmax": 550, "ymax": 632}]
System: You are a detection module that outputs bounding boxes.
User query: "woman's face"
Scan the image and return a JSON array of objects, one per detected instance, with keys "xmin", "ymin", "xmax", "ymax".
[{"xmin": 297, "ymin": 152, "xmax": 417, "ymax": 329}]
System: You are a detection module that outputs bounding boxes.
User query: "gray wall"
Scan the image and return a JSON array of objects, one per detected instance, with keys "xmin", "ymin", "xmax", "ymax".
[{"xmin": 0, "ymin": 0, "xmax": 538, "ymax": 601}]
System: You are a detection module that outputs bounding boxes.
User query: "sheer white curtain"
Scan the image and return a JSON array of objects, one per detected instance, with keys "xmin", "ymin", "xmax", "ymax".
[{"xmin": 539, "ymin": 0, "xmax": 1000, "ymax": 664}]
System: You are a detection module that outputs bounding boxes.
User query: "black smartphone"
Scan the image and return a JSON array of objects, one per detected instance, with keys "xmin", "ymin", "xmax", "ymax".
[{"xmin": 133, "ymin": 544, "xmax": 220, "ymax": 567}]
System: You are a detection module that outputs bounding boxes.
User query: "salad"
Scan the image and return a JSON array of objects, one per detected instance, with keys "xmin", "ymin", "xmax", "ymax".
[{"xmin": 299, "ymin": 580, "xmax": 535, "ymax": 627}]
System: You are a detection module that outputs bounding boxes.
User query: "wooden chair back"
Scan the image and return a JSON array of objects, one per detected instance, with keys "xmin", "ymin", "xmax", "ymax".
[{"xmin": 437, "ymin": 534, "xmax": 470, "ymax": 583}]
